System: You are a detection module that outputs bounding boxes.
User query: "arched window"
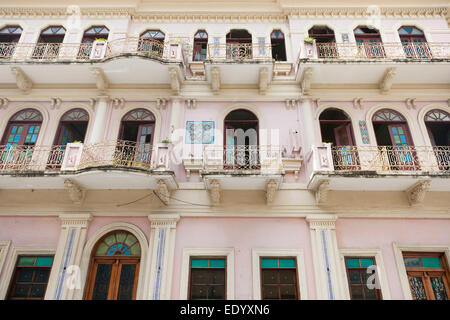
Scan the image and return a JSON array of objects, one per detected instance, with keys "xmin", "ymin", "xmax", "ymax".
[
  {"xmin": 424, "ymin": 109, "xmax": 450, "ymax": 146},
  {"xmin": 319, "ymin": 108, "xmax": 355, "ymax": 146},
  {"xmin": 34, "ymin": 26, "xmax": 66, "ymax": 59},
  {"xmin": 398, "ymin": 26, "xmax": 430, "ymax": 58},
  {"xmin": 193, "ymin": 30, "xmax": 208, "ymax": 61},
  {"xmin": 271, "ymin": 30, "xmax": 286, "ymax": 61},
  {"xmin": 84, "ymin": 230, "xmax": 141, "ymax": 300},
  {"xmin": 309, "ymin": 26, "xmax": 337, "ymax": 58},
  {"xmin": 54, "ymin": 109, "xmax": 89, "ymax": 146},
  {"xmin": 1, "ymin": 109, "xmax": 43, "ymax": 148},
  {"xmin": 138, "ymin": 30, "xmax": 165, "ymax": 56},
  {"xmin": 224, "ymin": 109, "xmax": 259, "ymax": 169},
  {"xmin": 354, "ymin": 26, "xmax": 384, "ymax": 58},
  {"xmin": 226, "ymin": 30, "xmax": 252, "ymax": 59},
  {"xmin": 82, "ymin": 26, "xmax": 109, "ymax": 43},
  {"xmin": 0, "ymin": 25, "xmax": 22, "ymax": 43}
]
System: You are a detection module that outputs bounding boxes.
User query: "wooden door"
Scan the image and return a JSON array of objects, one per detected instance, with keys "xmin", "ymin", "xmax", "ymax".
[
  {"xmin": 387, "ymin": 124, "xmax": 417, "ymax": 170},
  {"xmin": 135, "ymin": 124, "xmax": 153, "ymax": 164}
]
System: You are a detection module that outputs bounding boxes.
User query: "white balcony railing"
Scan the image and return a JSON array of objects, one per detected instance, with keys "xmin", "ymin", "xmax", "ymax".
[
  {"xmin": 207, "ymin": 43, "xmax": 273, "ymax": 61},
  {"xmin": 0, "ymin": 144, "xmax": 66, "ymax": 171}
]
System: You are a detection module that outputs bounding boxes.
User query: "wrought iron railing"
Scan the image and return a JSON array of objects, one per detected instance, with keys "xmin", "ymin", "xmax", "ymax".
[
  {"xmin": 203, "ymin": 145, "xmax": 282, "ymax": 172},
  {"xmin": 105, "ymin": 38, "xmax": 166, "ymax": 59},
  {"xmin": 79, "ymin": 140, "xmax": 154, "ymax": 170},
  {"xmin": 207, "ymin": 43, "xmax": 273, "ymax": 60},
  {"xmin": 331, "ymin": 145, "xmax": 450, "ymax": 172},
  {"xmin": 314, "ymin": 42, "xmax": 450, "ymax": 60},
  {"xmin": 0, "ymin": 144, "xmax": 66, "ymax": 171}
]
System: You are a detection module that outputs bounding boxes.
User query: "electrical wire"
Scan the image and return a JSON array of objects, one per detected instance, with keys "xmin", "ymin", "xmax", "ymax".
[{"xmin": 116, "ymin": 190, "xmax": 211, "ymax": 207}]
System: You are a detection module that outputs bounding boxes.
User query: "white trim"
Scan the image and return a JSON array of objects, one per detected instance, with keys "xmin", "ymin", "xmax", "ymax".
[
  {"xmin": 392, "ymin": 242, "xmax": 450, "ymax": 300},
  {"xmin": 417, "ymin": 103, "xmax": 450, "ymax": 147},
  {"xmin": 0, "ymin": 241, "xmax": 11, "ymax": 277},
  {"xmin": 338, "ymin": 248, "xmax": 391, "ymax": 300},
  {"xmin": 179, "ymin": 247, "xmax": 235, "ymax": 300},
  {"xmin": 251, "ymin": 248, "xmax": 308, "ymax": 300},
  {"xmin": 0, "ymin": 246, "xmax": 57, "ymax": 300}
]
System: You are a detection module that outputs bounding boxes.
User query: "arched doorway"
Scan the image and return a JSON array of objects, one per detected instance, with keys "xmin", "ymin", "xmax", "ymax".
[
  {"xmin": 79, "ymin": 26, "xmax": 109, "ymax": 58},
  {"xmin": 193, "ymin": 30, "xmax": 208, "ymax": 61},
  {"xmin": 399, "ymin": 26, "xmax": 430, "ymax": 59},
  {"xmin": 226, "ymin": 29, "xmax": 252, "ymax": 59},
  {"xmin": 0, "ymin": 109, "xmax": 43, "ymax": 169},
  {"xmin": 224, "ymin": 109, "xmax": 259, "ymax": 169},
  {"xmin": 354, "ymin": 26, "xmax": 384, "ymax": 58},
  {"xmin": 33, "ymin": 26, "xmax": 66, "ymax": 59},
  {"xmin": 138, "ymin": 30, "xmax": 165, "ymax": 57},
  {"xmin": 118, "ymin": 109, "xmax": 156, "ymax": 167},
  {"xmin": 0, "ymin": 26, "xmax": 22, "ymax": 58},
  {"xmin": 319, "ymin": 108, "xmax": 357, "ymax": 170},
  {"xmin": 270, "ymin": 30, "xmax": 286, "ymax": 61},
  {"xmin": 308, "ymin": 26, "xmax": 336, "ymax": 58},
  {"xmin": 424, "ymin": 109, "xmax": 450, "ymax": 171},
  {"xmin": 84, "ymin": 230, "xmax": 141, "ymax": 300},
  {"xmin": 372, "ymin": 109, "xmax": 418, "ymax": 170}
]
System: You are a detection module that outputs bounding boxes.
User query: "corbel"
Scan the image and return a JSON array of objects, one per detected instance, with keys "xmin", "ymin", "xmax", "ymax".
[
  {"xmin": 155, "ymin": 179, "xmax": 170, "ymax": 205},
  {"xmin": 405, "ymin": 98, "xmax": 417, "ymax": 110},
  {"xmin": 406, "ymin": 180, "xmax": 430, "ymax": 207},
  {"xmin": 353, "ymin": 98, "xmax": 363, "ymax": 110},
  {"xmin": 300, "ymin": 67, "xmax": 313, "ymax": 95},
  {"xmin": 185, "ymin": 99, "xmax": 197, "ymax": 109},
  {"xmin": 90, "ymin": 67, "xmax": 109, "ymax": 94},
  {"xmin": 315, "ymin": 179, "xmax": 330, "ymax": 204},
  {"xmin": 259, "ymin": 67, "xmax": 269, "ymax": 95},
  {"xmin": 156, "ymin": 98, "xmax": 168, "ymax": 110},
  {"xmin": 285, "ymin": 99, "xmax": 297, "ymax": 110},
  {"xmin": 168, "ymin": 67, "xmax": 181, "ymax": 95},
  {"xmin": 209, "ymin": 179, "xmax": 221, "ymax": 205},
  {"xmin": 112, "ymin": 98, "xmax": 125, "ymax": 109},
  {"xmin": 11, "ymin": 67, "xmax": 33, "ymax": 94},
  {"xmin": 50, "ymin": 98, "xmax": 62, "ymax": 110},
  {"xmin": 88, "ymin": 98, "xmax": 96, "ymax": 109},
  {"xmin": 0, "ymin": 98, "xmax": 9, "ymax": 109},
  {"xmin": 64, "ymin": 179, "xmax": 85, "ymax": 205},
  {"xmin": 379, "ymin": 67, "xmax": 396, "ymax": 94},
  {"xmin": 210, "ymin": 66, "xmax": 221, "ymax": 95},
  {"xmin": 265, "ymin": 179, "xmax": 278, "ymax": 204}
]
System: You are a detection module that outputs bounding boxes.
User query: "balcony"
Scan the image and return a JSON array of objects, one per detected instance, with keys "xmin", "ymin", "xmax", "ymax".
[
  {"xmin": 206, "ymin": 43, "xmax": 273, "ymax": 62},
  {"xmin": 307, "ymin": 144, "xmax": 450, "ymax": 196},
  {"xmin": 0, "ymin": 141, "xmax": 177, "ymax": 190}
]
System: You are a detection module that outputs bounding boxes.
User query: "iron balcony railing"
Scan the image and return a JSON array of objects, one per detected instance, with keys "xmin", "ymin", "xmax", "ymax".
[
  {"xmin": 313, "ymin": 42, "xmax": 450, "ymax": 60},
  {"xmin": 0, "ymin": 144, "xmax": 66, "ymax": 171},
  {"xmin": 79, "ymin": 140, "xmax": 155, "ymax": 170},
  {"xmin": 331, "ymin": 145, "xmax": 450, "ymax": 172},
  {"xmin": 203, "ymin": 145, "xmax": 282, "ymax": 172},
  {"xmin": 207, "ymin": 43, "xmax": 273, "ymax": 61}
]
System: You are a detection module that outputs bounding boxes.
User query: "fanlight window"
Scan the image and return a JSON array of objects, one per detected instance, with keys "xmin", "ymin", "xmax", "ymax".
[
  {"xmin": 84, "ymin": 26, "xmax": 109, "ymax": 37},
  {"xmin": 0, "ymin": 26, "xmax": 22, "ymax": 35},
  {"xmin": 11, "ymin": 109, "xmax": 43, "ymax": 121},
  {"xmin": 354, "ymin": 27, "xmax": 380, "ymax": 35},
  {"xmin": 399, "ymin": 26, "xmax": 424, "ymax": 35},
  {"xmin": 271, "ymin": 30, "xmax": 284, "ymax": 39},
  {"xmin": 372, "ymin": 109, "xmax": 405, "ymax": 121},
  {"xmin": 425, "ymin": 110, "xmax": 450, "ymax": 121},
  {"xmin": 195, "ymin": 30, "xmax": 208, "ymax": 39},
  {"xmin": 141, "ymin": 30, "xmax": 165, "ymax": 40},
  {"xmin": 61, "ymin": 109, "xmax": 89, "ymax": 121},
  {"xmin": 95, "ymin": 231, "xmax": 141, "ymax": 256},
  {"xmin": 122, "ymin": 109, "xmax": 155, "ymax": 121},
  {"xmin": 41, "ymin": 26, "xmax": 66, "ymax": 36}
]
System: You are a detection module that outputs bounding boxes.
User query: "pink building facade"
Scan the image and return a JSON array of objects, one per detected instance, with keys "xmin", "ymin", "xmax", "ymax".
[{"xmin": 0, "ymin": 0, "xmax": 449, "ymax": 300}]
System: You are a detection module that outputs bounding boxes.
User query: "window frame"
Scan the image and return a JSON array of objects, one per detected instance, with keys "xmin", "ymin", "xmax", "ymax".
[
  {"xmin": 343, "ymin": 256, "xmax": 382, "ymax": 300},
  {"xmin": 0, "ymin": 241, "xmax": 11, "ymax": 276},
  {"xmin": 259, "ymin": 256, "xmax": 299, "ymax": 300},
  {"xmin": 252, "ymin": 249, "xmax": 308, "ymax": 300},
  {"xmin": 188, "ymin": 256, "xmax": 227, "ymax": 300}
]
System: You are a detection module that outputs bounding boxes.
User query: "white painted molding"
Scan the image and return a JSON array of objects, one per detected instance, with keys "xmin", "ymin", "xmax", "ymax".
[{"xmin": 0, "ymin": 241, "xmax": 11, "ymax": 279}]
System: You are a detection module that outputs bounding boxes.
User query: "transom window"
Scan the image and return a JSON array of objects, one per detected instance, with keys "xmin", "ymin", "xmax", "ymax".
[
  {"xmin": 344, "ymin": 257, "xmax": 382, "ymax": 300},
  {"xmin": 0, "ymin": 26, "xmax": 22, "ymax": 35},
  {"xmin": 260, "ymin": 257, "xmax": 299, "ymax": 300},
  {"xmin": 40, "ymin": 26, "xmax": 66, "ymax": 36},
  {"xmin": 122, "ymin": 108, "xmax": 155, "ymax": 121},
  {"xmin": 11, "ymin": 109, "xmax": 43, "ymax": 121},
  {"xmin": 189, "ymin": 257, "xmax": 226, "ymax": 300},
  {"xmin": 195, "ymin": 30, "xmax": 208, "ymax": 39},
  {"xmin": 271, "ymin": 30, "xmax": 284, "ymax": 40},
  {"xmin": 403, "ymin": 252, "xmax": 450, "ymax": 300},
  {"xmin": 61, "ymin": 108, "xmax": 89, "ymax": 121},
  {"xmin": 7, "ymin": 255, "xmax": 54, "ymax": 300},
  {"xmin": 372, "ymin": 109, "xmax": 405, "ymax": 122},
  {"xmin": 354, "ymin": 26, "xmax": 381, "ymax": 35},
  {"xmin": 425, "ymin": 109, "xmax": 450, "ymax": 122},
  {"xmin": 140, "ymin": 30, "xmax": 165, "ymax": 40},
  {"xmin": 399, "ymin": 26, "xmax": 424, "ymax": 35},
  {"xmin": 83, "ymin": 26, "xmax": 109, "ymax": 37},
  {"xmin": 94, "ymin": 231, "xmax": 141, "ymax": 256}
]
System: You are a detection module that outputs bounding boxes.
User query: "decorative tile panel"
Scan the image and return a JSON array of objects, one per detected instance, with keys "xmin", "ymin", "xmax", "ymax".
[
  {"xmin": 185, "ymin": 121, "xmax": 214, "ymax": 144},
  {"xmin": 359, "ymin": 120, "xmax": 370, "ymax": 144}
]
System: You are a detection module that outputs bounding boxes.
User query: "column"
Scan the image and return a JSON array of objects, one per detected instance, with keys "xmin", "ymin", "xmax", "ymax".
[
  {"xmin": 88, "ymin": 96, "xmax": 110, "ymax": 143},
  {"xmin": 45, "ymin": 213, "xmax": 92, "ymax": 300},
  {"xmin": 168, "ymin": 98, "xmax": 182, "ymax": 141},
  {"xmin": 146, "ymin": 214, "xmax": 180, "ymax": 300},
  {"xmin": 299, "ymin": 98, "xmax": 319, "ymax": 153},
  {"xmin": 306, "ymin": 214, "xmax": 347, "ymax": 300}
]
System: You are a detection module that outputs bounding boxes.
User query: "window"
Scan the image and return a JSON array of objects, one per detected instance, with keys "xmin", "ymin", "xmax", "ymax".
[
  {"xmin": 34, "ymin": 26, "xmax": 66, "ymax": 59},
  {"xmin": 260, "ymin": 257, "xmax": 298, "ymax": 300},
  {"xmin": 193, "ymin": 30, "xmax": 208, "ymax": 61},
  {"xmin": 189, "ymin": 257, "xmax": 226, "ymax": 300},
  {"xmin": 226, "ymin": 29, "xmax": 252, "ymax": 59},
  {"xmin": 309, "ymin": 26, "xmax": 337, "ymax": 58},
  {"xmin": 354, "ymin": 26, "xmax": 384, "ymax": 58},
  {"xmin": 84, "ymin": 230, "xmax": 141, "ymax": 300},
  {"xmin": 0, "ymin": 26, "xmax": 22, "ymax": 58},
  {"xmin": 344, "ymin": 257, "xmax": 382, "ymax": 300},
  {"xmin": 1, "ymin": 109, "xmax": 43, "ymax": 148},
  {"xmin": 403, "ymin": 253, "xmax": 450, "ymax": 300},
  {"xmin": 398, "ymin": 26, "xmax": 430, "ymax": 59},
  {"xmin": 79, "ymin": 26, "xmax": 109, "ymax": 58},
  {"xmin": 139, "ymin": 30, "xmax": 165, "ymax": 57},
  {"xmin": 270, "ymin": 30, "xmax": 286, "ymax": 61},
  {"xmin": 7, "ymin": 255, "xmax": 54, "ymax": 300}
]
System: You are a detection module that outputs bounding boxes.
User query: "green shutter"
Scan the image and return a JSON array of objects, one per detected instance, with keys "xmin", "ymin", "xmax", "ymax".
[
  {"xmin": 421, "ymin": 257, "xmax": 442, "ymax": 268},
  {"xmin": 36, "ymin": 256, "xmax": 53, "ymax": 267},
  {"xmin": 261, "ymin": 258, "xmax": 278, "ymax": 268}
]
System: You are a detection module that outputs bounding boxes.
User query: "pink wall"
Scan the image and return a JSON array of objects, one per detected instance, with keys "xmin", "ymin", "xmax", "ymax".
[
  {"xmin": 171, "ymin": 217, "xmax": 316, "ymax": 299},
  {"xmin": 336, "ymin": 218, "xmax": 450, "ymax": 299},
  {"xmin": 85, "ymin": 216, "xmax": 151, "ymax": 242}
]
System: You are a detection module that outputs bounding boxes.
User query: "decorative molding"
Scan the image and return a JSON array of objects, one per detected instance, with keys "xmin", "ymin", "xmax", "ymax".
[
  {"xmin": 10, "ymin": 67, "xmax": 32, "ymax": 94},
  {"xmin": 209, "ymin": 179, "xmax": 221, "ymax": 205},
  {"xmin": 185, "ymin": 99, "xmax": 197, "ymax": 109},
  {"xmin": 315, "ymin": 179, "xmax": 330, "ymax": 204},
  {"xmin": 406, "ymin": 180, "xmax": 431, "ymax": 206},
  {"xmin": 156, "ymin": 98, "xmax": 168, "ymax": 110},
  {"xmin": 63, "ymin": 179, "xmax": 85, "ymax": 205},
  {"xmin": 284, "ymin": 7, "xmax": 448, "ymax": 18},
  {"xmin": 259, "ymin": 67, "xmax": 269, "ymax": 95},
  {"xmin": 148, "ymin": 214, "xmax": 180, "ymax": 229},
  {"xmin": 210, "ymin": 66, "xmax": 221, "ymax": 95},
  {"xmin": 405, "ymin": 98, "xmax": 417, "ymax": 110},
  {"xmin": 155, "ymin": 179, "xmax": 170, "ymax": 205},
  {"xmin": 0, "ymin": 241, "xmax": 11, "ymax": 277},
  {"xmin": 168, "ymin": 67, "xmax": 181, "ymax": 95},
  {"xmin": 306, "ymin": 214, "xmax": 337, "ymax": 230},
  {"xmin": 265, "ymin": 179, "xmax": 278, "ymax": 204},
  {"xmin": 88, "ymin": 98, "xmax": 96, "ymax": 108},
  {"xmin": 58, "ymin": 213, "xmax": 92, "ymax": 228},
  {"xmin": 112, "ymin": 98, "xmax": 125, "ymax": 109},
  {"xmin": 0, "ymin": 98, "xmax": 9, "ymax": 109},
  {"xmin": 90, "ymin": 67, "xmax": 109, "ymax": 94},
  {"xmin": 300, "ymin": 67, "xmax": 313, "ymax": 95},
  {"xmin": 353, "ymin": 98, "xmax": 363, "ymax": 110},
  {"xmin": 285, "ymin": 99, "xmax": 297, "ymax": 110},
  {"xmin": 379, "ymin": 67, "xmax": 396, "ymax": 94},
  {"xmin": 50, "ymin": 97, "xmax": 62, "ymax": 110}
]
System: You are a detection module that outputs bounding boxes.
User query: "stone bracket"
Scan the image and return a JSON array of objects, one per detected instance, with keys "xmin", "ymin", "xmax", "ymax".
[
  {"xmin": 315, "ymin": 179, "xmax": 330, "ymax": 204},
  {"xmin": 90, "ymin": 67, "xmax": 109, "ymax": 94},
  {"xmin": 285, "ymin": 99, "xmax": 297, "ymax": 110},
  {"xmin": 265, "ymin": 179, "xmax": 278, "ymax": 204},
  {"xmin": 156, "ymin": 98, "xmax": 168, "ymax": 110},
  {"xmin": 11, "ymin": 67, "xmax": 33, "ymax": 94},
  {"xmin": 210, "ymin": 66, "xmax": 221, "ymax": 95},
  {"xmin": 379, "ymin": 67, "xmax": 396, "ymax": 94},
  {"xmin": 0, "ymin": 98, "xmax": 9, "ymax": 109},
  {"xmin": 300, "ymin": 67, "xmax": 313, "ymax": 95},
  {"xmin": 406, "ymin": 180, "xmax": 431, "ymax": 206},
  {"xmin": 405, "ymin": 98, "xmax": 417, "ymax": 110},
  {"xmin": 64, "ymin": 179, "xmax": 85, "ymax": 205},
  {"xmin": 168, "ymin": 67, "xmax": 181, "ymax": 95},
  {"xmin": 353, "ymin": 98, "xmax": 363, "ymax": 110},
  {"xmin": 185, "ymin": 99, "xmax": 197, "ymax": 109},
  {"xmin": 155, "ymin": 179, "xmax": 171, "ymax": 205},
  {"xmin": 259, "ymin": 67, "xmax": 269, "ymax": 95},
  {"xmin": 209, "ymin": 179, "xmax": 221, "ymax": 205},
  {"xmin": 50, "ymin": 98, "xmax": 62, "ymax": 110}
]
